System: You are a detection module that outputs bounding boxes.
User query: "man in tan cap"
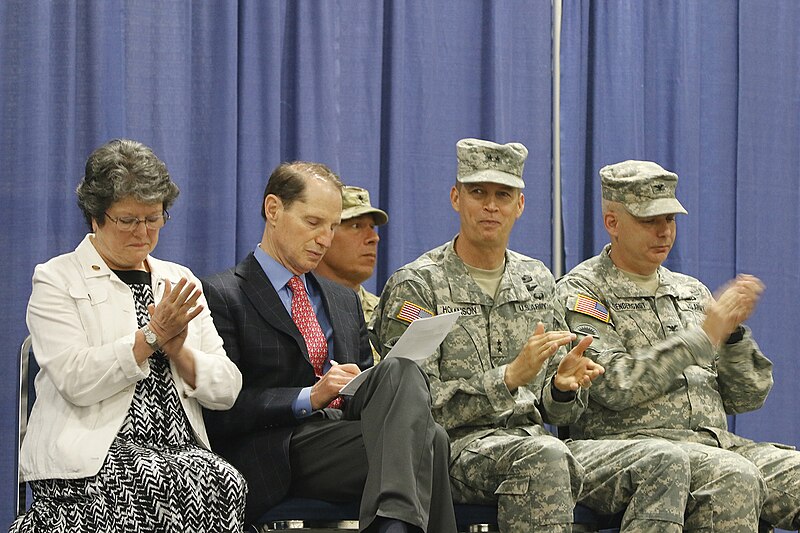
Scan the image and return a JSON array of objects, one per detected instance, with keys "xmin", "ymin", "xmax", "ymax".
[
  {"xmin": 373, "ymin": 142, "xmax": 691, "ymax": 532},
  {"xmin": 316, "ymin": 185, "xmax": 388, "ymax": 328},
  {"xmin": 556, "ymin": 160, "xmax": 800, "ymax": 532}
]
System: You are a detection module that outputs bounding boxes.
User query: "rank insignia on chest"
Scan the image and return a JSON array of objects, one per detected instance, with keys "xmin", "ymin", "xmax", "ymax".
[
  {"xmin": 396, "ymin": 301, "xmax": 434, "ymax": 324},
  {"xmin": 573, "ymin": 294, "xmax": 610, "ymax": 323}
]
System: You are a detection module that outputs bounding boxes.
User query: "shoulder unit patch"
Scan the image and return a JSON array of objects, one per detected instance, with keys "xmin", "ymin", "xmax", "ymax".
[{"xmin": 574, "ymin": 323, "xmax": 600, "ymax": 338}]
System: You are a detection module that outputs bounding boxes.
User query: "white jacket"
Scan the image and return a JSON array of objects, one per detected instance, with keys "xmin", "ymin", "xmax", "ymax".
[{"xmin": 21, "ymin": 234, "xmax": 242, "ymax": 482}]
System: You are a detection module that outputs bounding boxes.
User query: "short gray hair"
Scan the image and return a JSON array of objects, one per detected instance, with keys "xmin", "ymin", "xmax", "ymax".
[{"xmin": 76, "ymin": 139, "xmax": 180, "ymax": 229}]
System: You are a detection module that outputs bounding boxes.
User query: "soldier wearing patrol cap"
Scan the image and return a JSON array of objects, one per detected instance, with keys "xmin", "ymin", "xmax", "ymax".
[
  {"xmin": 557, "ymin": 160, "xmax": 800, "ymax": 531},
  {"xmin": 372, "ymin": 141, "xmax": 691, "ymax": 532},
  {"xmin": 316, "ymin": 185, "xmax": 388, "ymax": 344}
]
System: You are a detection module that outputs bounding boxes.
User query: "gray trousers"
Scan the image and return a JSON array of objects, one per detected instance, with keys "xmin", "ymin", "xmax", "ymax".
[
  {"xmin": 288, "ymin": 357, "xmax": 457, "ymax": 533},
  {"xmin": 450, "ymin": 430, "xmax": 689, "ymax": 533}
]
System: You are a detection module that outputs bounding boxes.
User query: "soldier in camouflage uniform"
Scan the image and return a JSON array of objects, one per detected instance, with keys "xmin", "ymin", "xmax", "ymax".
[
  {"xmin": 316, "ymin": 185, "xmax": 388, "ymax": 363},
  {"xmin": 371, "ymin": 139, "xmax": 691, "ymax": 533},
  {"xmin": 556, "ymin": 160, "xmax": 800, "ymax": 532}
]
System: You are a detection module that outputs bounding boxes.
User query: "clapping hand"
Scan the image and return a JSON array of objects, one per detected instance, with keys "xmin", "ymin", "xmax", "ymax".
[
  {"xmin": 703, "ymin": 274, "xmax": 764, "ymax": 346},
  {"xmin": 504, "ymin": 322, "xmax": 577, "ymax": 391},
  {"xmin": 553, "ymin": 335, "xmax": 604, "ymax": 392},
  {"xmin": 146, "ymin": 278, "xmax": 203, "ymax": 346}
]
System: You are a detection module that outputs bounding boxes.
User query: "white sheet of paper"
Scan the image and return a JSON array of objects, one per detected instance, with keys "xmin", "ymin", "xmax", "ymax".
[{"xmin": 339, "ymin": 311, "xmax": 461, "ymax": 396}]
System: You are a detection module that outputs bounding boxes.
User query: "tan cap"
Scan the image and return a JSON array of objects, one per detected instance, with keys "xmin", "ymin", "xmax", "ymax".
[
  {"xmin": 600, "ymin": 160, "xmax": 688, "ymax": 217},
  {"xmin": 341, "ymin": 186, "xmax": 388, "ymax": 225},
  {"xmin": 456, "ymin": 138, "xmax": 527, "ymax": 189}
]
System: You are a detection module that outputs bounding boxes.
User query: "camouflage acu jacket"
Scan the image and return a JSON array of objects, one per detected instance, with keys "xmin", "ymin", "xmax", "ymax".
[
  {"xmin": 372, "ymin": 239, "xmax": 587, "ymax": 460},
  {"xmin": 358, "ymin": 285, "xmax": 381, "ymax": 364},
  {"xmin": 555, "ymin": 244, "xmax": 773, "ymax": 448}
]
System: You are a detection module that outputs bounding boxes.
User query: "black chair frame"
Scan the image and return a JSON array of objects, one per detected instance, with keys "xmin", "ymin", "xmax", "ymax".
[
  {"xmin": 252, "ymin": 496, "xmax": 620, "ymax": 532},
  {"xmin": 16, "ymin": 336, "xmax": 36, "ymax": 518}
]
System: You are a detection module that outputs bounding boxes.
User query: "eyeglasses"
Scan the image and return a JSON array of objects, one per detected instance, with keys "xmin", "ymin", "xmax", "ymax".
[{"xmin": 104, "ymin": 211, "xmax": 170, "ymax": 231}]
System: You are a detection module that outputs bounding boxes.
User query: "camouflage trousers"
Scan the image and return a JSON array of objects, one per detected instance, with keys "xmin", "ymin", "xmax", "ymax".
[
  {"xmin": 449, "ymin": 430, "xmax": 688, "ymax": 533},
  {"xmin": 568, "ymin": 439, "xmax": 688, "ymax": 532},
  {"xmin": 735, "ymin": 440, "xmax": 800, "ymax": 531},
  {"xmin": 450, "ymin": 430, "xmax": 580, "ymax": 533},
  {"xmin": 665, "ymin": 437, "xmax": 799, "ymax": 532}
]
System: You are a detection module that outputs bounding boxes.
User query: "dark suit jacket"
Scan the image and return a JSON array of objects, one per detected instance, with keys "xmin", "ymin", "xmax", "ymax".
[{"xmin": 201, "ymin": 252, "xmax": 373, "ymax": 521}]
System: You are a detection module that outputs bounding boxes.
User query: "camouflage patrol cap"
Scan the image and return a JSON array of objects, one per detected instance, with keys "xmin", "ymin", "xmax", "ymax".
[
  {"xmin": 456, "ymin": 138, "xmax": 527, "ymax": 189},
  {"xmin": 341, "ymin": 186, "xmax": 388, "ymax": 225},
  {"xmin": 600, "ymin": 160, "xmax": 688, "ymax": 217}
]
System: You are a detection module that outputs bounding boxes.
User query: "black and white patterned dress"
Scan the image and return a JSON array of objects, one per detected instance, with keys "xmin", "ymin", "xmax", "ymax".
[{"xmin": 11, "ymin": 270, "xmax": 246, "ymax": 533}]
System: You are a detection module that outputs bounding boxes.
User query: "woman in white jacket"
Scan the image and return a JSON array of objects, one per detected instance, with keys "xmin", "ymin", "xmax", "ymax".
[{"xmin": 11, "ymin": 139, "xmax": 246, "ymax": 533}]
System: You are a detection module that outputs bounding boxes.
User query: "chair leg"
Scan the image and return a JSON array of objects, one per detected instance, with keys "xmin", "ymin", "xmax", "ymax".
[
  {"xmin": 255, "ymin": 522, "xmax": 359, "ymax": 532},
  {"xmin": 463, "ymin": 525, "xmax": 497, "ymax": 533},
  {"xmin": 757, "ymin": 520, "xmax": 774, "ymax": 533}
]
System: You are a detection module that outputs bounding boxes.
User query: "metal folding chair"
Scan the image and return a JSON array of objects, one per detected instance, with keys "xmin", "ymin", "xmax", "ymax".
[
  {"xmin": 16, "ymin": 335, "xmax": 36, "ymax": 518},
  {"xmin": 252, "ymin": 497, "xmax": 618, "ymax": 532}
]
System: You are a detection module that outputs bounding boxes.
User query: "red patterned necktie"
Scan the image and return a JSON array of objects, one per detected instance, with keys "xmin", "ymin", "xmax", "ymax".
[{"xmin": 287, "ymin": 275, "xmax": 342, "ymax": 409}]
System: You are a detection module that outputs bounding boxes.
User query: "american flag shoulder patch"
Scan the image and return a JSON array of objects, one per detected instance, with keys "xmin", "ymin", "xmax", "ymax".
[
  {"xmin": 396, "ymin": 300, "xmax": 434, "ymax": 324},
  {"xmin": 573, "ymin": 294, "xmax": 610, "ymax": 323}
]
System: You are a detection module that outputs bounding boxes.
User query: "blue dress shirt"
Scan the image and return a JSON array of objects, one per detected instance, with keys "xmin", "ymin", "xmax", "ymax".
[{"xmin": 254, "ymin": 245, "xmax": 335, "ymax": 418}]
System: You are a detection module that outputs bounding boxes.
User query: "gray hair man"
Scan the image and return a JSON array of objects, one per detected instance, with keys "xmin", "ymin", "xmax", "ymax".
[
  {"xmin": 373, "ymin": 140, "xmax": 691, "ymax": 532},
  {"xmin": 556, "ymin": 160, "xmax": 800, "ymax": 531}
]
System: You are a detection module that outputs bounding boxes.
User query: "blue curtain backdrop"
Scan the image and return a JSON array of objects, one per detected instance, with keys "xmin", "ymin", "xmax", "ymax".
[
  {"xmin": 0, "ymin": 0, "xmax": 554, "ymax": 525},
  {"xmin": 1, "ymin": 0, "xmax": 798, "ymax": 529},
  {"xmin": 559, "ymin": 0, "xmax": 800, "ymax": 459}
]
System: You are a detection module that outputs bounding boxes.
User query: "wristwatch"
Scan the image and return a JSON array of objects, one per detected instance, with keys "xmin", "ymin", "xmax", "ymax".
[
  {"xmin": 725, "ymin": 325, "xmax": 745, "ymax": 345},
  {"xmin": 141, "ymin": 323, "xmax": 161, "ymax": 352}
]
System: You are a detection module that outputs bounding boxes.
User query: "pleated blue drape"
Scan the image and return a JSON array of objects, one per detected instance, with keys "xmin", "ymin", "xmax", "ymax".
[
  {"xmin": 2, "ymin": 1, "xmax": 799, "ymax": 529},
  {"xmin": 559, "ymin": 0, "xmax": 800, "ymax": 457},
  {"xmin": 0, "ymin": 1, "xmax": 553, "ymax": 524}
]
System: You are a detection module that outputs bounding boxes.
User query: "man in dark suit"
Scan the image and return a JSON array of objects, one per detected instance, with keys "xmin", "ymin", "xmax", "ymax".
[{"xmin": 202, "ymin": 161, "xmax": 457, "ymax": 533}]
